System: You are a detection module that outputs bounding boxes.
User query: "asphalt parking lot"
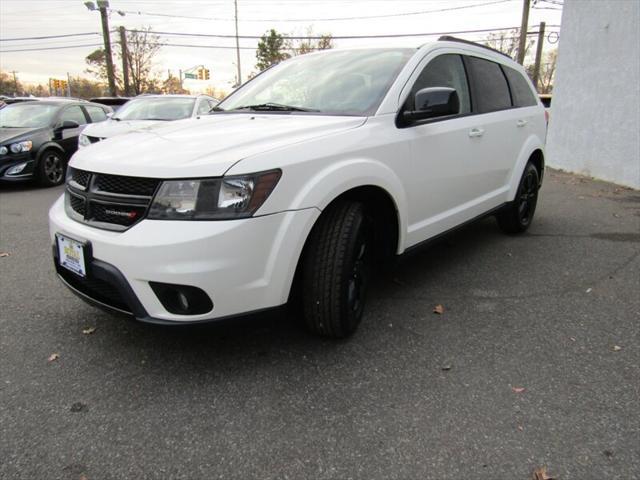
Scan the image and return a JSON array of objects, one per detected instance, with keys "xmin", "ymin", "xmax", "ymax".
[{"xmin": 1, "ymin": 169, "xmax": 638, "ymax": 480}]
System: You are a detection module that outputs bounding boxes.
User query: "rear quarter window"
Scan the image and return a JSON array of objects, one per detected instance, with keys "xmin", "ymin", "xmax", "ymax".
[
  {"xmin": 503, "ymin": 67, "xmax": 538, "ymax": 107},
  {"xmin": 464, "ymin": 56, "xmax": 512, "ymax": 113}
]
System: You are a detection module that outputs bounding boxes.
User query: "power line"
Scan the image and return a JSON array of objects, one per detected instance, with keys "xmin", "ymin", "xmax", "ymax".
[
  {"xmin": 0, "ymin": 32, "xmax": 103, "ymax": 42},
  {"xmin": 0, "ymin": 43, "xmax": 103, "ymax": 53},
  {"xmin": 111, "ymin": 0, "xmax": 513, "ymax": 23},
  {"xmin": 0, "ymin": 29, "xmax": 560, "ymax": 54},
  {"xmin": 131, "ymin": 25, "xmax": 560, "ymax": 40}
]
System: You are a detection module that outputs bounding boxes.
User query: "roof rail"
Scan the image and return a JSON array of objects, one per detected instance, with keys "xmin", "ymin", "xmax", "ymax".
[{"xmin": 437, "ymin": 35, "xmax": 512, "ymax": 59}]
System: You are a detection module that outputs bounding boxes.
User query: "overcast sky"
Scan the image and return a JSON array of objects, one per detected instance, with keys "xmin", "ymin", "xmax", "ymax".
[{"xmin": 0, "ymin": 0, "xmax": 563, "ymax": 92}]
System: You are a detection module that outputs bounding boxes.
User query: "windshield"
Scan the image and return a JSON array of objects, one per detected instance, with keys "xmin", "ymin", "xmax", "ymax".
[
  {"xmin": 219, "ymin": 48, "xmax": 415, "ymax": 116},
  {"xmin": 0, "ymin": 103, "xmax": 59, "ymax": 128},
  {"xmin": 114, "ymin": 97, "xmax": 196, "ymax": 121}
]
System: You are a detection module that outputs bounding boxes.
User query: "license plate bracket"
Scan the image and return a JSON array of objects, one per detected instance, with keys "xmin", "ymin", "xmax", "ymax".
[{"xmin": 56, "ymin": 233, "xmax": 90, "ymax": 277}]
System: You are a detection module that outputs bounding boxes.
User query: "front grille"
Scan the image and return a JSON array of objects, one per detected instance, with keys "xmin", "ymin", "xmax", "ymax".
[
  {"xmin": 94, "ymin": 173, "xmax": 159, "ymax": 197},
  {"xmin": 66, "ymin": 167, "xmax": 159, "ymax": 231},
  {"xmin": 71, "ymin": 168, "xmax": 91, "ymax": 188},
  {"xmin": 69, "ymin": 193, "xmax": 86, "ymax": 216}
]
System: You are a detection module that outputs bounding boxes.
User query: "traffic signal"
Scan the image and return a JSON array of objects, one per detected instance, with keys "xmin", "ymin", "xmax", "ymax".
[
  {"xmin": 52, "ymin": 79, "xmax": 59, "ymax": 89},
  {"xmin": 60, "ymin": 80, "xmax": 68, "ymax": 89},
  {"xmin": 204, "ymin": 68, "xmax": 210, "ymax": 80},
  {"xmin": 197, "ymin": 68, "xmax": 204, "ymax": 80}
]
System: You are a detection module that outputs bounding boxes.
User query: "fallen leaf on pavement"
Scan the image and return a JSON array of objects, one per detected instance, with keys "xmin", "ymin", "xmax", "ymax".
[
  {"xmin": 441, "ymin": 364, "xmax": 452, "ymax": 371},
  {"xmin": 531, "ymin": 466, "xmax": 556, "ymax": 480},
  {"xmin": 0, "ymin": 252, "xmax": 9, "ymax": 258},
  {"xmin": 82, "ymin": 327, "xmax": 96, "ymax": 335},
  {"xmin": 512, "ymin": 386, "xmax": 526, "ymax": 393},
  {"xmin": 433, "ymin": 304, "xmax": 445, "ymax": 315},
  {"xmin": 585, "ymin": 288, "xmax": 592, "ymax": 293},
  {"xmin": 612, "ymin": 345, "xmax": 622, "ymax": 351},
  {"xmin": 48, "ymin": 353, "xmax": 60, "ymax": 363}
]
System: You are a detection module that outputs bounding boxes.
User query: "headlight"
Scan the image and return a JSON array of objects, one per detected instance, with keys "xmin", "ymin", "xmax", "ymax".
[
  {"xmin": 9, "ymin": 140, "xmax": 32, "ymax": 153},
  {"xmin": 147, "ymin": 170, "xmax": 281, "ymax": 220},
  {"xmin": 78, "ymin": 134, "xmax": 91, "ymax": 148},
  {"xmin": 0, "ymin": 146, "xmax": 7, "ymax": 155}
]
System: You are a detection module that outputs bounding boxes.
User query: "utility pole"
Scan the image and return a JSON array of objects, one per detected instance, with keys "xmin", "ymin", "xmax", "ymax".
[
  {"xmin": 67, "ymin": 72, "xmax": 72, "ymax": 97},
  {"xmin": 98, "ymin": 1, "xmax": 117, "ymax": 95},
  {"xmin": 532, "ymin": 22, "xmax": 546, "ymax": 91},
  {"xmin": 516, "ymin": 0, "xmax": 530, "ymax": 65},
  {"xmin": 10, "ymin": 71, "xmax": 18, "ymax": 94},
  {"xmin": 234, "ymin": 0, "xmax": 242, "ymax": 86},
  {"xmin": 119, "ymin": 26, "xmax": 131, "ymax": 96}
]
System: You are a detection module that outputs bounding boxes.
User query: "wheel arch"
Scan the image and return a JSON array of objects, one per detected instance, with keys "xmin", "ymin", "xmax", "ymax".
[
  {"xmin": 287, "ymin": 158, "xmax": 408, "ymax": 254},
  {"xmin": 507, "ymin": 137, "xmax": 545, "ymax": 201},
  {"xmin": 35, "ymin": 142, "xmax": 66, "ymax": 166}
]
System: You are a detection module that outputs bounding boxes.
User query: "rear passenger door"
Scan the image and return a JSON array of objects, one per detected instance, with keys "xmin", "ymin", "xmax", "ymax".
[{"xmin": 462, "ymin": 55, "xmax": 526, "ymax": 195}]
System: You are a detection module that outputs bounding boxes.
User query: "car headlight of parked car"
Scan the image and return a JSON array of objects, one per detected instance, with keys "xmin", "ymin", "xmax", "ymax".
[
  {"xmin": 0, "ymin": 146, "xmax": 8, "ymax": 156},
  {"xmin": 9, "ymin": 140, "xmax": 32, "ymax": 153},
  {"xmin": 78, "ymin": 134, "xmax": 91, "ymax": 148},
  {"xmin": 147, "ymin": 170, "xmax": 281, "ymax": 220}
]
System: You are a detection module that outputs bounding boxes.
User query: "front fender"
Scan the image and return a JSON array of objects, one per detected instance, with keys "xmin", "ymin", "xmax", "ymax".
[
  {"xmin": 507, "ymin": 135, "xmax": 545, "ymax": 201},
  {"xmin": 288, "ymin": 158, "xmax": 409, "ymax": 254},
  {"xmin": 36, "ymin": 142, "xmax": 66, "ymax": 165}
]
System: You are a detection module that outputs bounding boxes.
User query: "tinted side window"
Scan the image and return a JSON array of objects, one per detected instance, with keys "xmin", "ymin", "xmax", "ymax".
[
  {"xmin": 85, "ymin": 106, "xmax": 108, "ymax": 122},
  {"xmin": 60, "ymin": 106, "xmax": 87, "ymax": 125},
  {"xmin": 465, "ymin": 56, "xmax": 511, "ymax": 113},
  {"xmin": 408, "ymin": 54, "xmax": 471, "ymax": 114},
  {"xmin": 503, "ymin": 67, "xmax": 537, "ymax": 107}
]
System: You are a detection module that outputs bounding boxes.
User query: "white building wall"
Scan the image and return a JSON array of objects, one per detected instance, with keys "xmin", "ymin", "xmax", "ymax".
[{"xmin": 546, "ymin": 0, "xmax": 639, "ymax": 189}]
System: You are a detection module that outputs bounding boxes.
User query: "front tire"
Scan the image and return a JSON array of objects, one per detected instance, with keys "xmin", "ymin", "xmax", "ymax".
[
  {"xmin": 497, "ymin": 162, "xmax": 540, "ymax": 234},
  {"xmin": 36, "ymin": 149, "xmax": 66, "ymax": 187},
  {"xmin": 302, "ymin": 200, "xmax": 371, "ymax": 338}
]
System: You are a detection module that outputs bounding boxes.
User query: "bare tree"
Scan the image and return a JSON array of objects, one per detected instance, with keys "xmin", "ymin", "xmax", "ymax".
[
  {"xmin": 125, "ymin": 27, "xmax": 162, "ymax": 94},
  {"xmin": 290, "ymin": 27, "xmax": 334, "ymax": 56},
  {"xmin": 85, "ymin": 26, "xmax": 162, "ymax": 95},
  {"xmin": 485, "ymin": 28, "xmax": 533, "ymax": 61}
]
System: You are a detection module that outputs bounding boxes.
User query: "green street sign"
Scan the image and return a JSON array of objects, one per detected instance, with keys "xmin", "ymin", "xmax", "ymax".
[{"xmin": 184, "ymin": 73, "xmax": 197, "ymax": 79}]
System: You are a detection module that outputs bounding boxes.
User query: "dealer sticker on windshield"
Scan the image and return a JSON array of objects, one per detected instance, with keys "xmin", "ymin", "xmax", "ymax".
[{"xmin": 56, "ymin": 233, "xmax": 87, "ymax": 277}]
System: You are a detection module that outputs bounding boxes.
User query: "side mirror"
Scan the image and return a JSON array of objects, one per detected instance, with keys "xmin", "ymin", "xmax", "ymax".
[
  {"xmin": 403, "ymin": 87, "xmax": 459, "ymax": 123},
  {"xmin": 59, "ymin": 120, "xmax": 80, "ymax": 130}
]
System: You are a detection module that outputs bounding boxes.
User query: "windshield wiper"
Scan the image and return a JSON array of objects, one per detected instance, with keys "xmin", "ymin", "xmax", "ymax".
[{"xmin": 230, "ymin": 103, "xmax": 319, "ymax": 112}]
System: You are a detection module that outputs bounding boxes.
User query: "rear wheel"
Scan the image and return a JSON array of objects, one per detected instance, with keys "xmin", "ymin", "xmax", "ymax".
[
  {"xmin": 497, "ymin": 162, "xmax": 540, "ymax": 234},
  {"xmin": 36, "ymin": 149, "xmax": 66, "ymax": 187},
  {"xmin": 302, "ymin": 200, "xmax": 371, "ymax": 338}
]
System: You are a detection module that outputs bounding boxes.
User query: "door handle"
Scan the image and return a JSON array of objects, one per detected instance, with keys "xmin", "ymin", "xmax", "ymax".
[
  {"xmin": 468, "ymin": 127, "xmax": 485, "ymax": 138},
  {"xmin": 516, "ymin": 119, "xmax": 528, "ymax": 127}
]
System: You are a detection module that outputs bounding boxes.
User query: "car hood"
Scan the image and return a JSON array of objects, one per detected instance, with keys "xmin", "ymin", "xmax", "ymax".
[
  {"xmin": 71, "ymin": 114, "xmax": 366, "ymax": 178},
  {"xmin": 81, "ymin": 119, "xmax": 164, "ymax": 139},
  {"xmin": 0, "ymin": 127, "xmax": 45, "ymax": 144}
]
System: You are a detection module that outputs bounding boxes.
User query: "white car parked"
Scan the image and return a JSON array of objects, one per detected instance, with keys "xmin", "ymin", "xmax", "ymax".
[
  {"xmin": 50, "ymin": 38, "xmax": 546, "ymax": 338},
  {"xmin": 78, "ymin": 94, "xmax": 219, "ymax": 148}
]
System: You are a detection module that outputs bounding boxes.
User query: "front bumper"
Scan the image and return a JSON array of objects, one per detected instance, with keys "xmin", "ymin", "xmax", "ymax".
[
  {"xmin": 0, "ymin": 153, "xmax": 35, "ymax": 182},
  {"xmin": 49, "ymin": 195, "xmax": 319, "ymax": 323}
]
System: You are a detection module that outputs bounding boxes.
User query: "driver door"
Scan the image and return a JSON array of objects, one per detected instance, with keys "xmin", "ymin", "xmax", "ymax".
[{"xmin": 401, "ymin": 53, "xmax": 483, "ymax": 245}]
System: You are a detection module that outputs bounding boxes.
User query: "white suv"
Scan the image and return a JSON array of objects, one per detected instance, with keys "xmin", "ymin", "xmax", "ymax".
[
  {"xmin": 49, "ymin": 38, "xmax": 546, "ymax": 338},
  {"xmin": 77, "ymin": 94, "xmax": 219, "ymax": 148}
]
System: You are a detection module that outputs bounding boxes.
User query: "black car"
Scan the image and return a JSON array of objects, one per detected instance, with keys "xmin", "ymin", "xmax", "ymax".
[{"xmin": 0, "ymin": 100, "xmax": 112, "ymax": 187}]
